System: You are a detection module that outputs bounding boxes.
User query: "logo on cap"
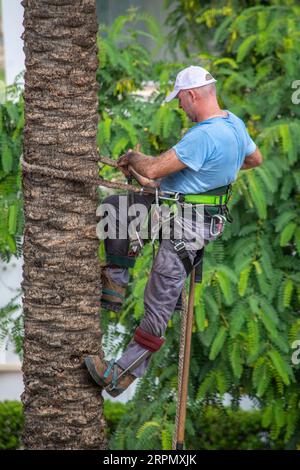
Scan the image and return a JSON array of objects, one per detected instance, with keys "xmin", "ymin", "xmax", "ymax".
[{"xmin": 205, "ymin": 73, "xmax": 213, "ymax": 81}]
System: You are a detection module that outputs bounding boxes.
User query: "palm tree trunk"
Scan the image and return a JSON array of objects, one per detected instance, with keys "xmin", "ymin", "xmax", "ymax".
[{"xmin": 21, "ymin": 0, "xmax": 106, "ymax": 449}]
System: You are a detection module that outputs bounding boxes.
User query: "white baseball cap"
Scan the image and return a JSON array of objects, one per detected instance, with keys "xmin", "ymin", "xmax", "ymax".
[{"xmin": 164, "ymin": 65, "xmax": 217, "ymax": 103}]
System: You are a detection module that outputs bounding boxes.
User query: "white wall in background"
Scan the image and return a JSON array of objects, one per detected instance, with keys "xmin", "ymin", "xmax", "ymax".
[
  {"xmin": 0, "ymin": 256, "xmax": 24, "ymax": 400},
  {"xmin": 2, "ymin": 0, "xmax": 25, "ymax": 85},
  {"xmin": 0, "ymin": 370, "xmax": 23, "ymax": 401}
]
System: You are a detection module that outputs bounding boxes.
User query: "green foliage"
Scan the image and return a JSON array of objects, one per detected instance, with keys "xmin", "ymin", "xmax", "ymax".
[
  {"xmin": 0, "ymin": 79, "xmax": 24, "ymax": 262},
  {"xmin": 0, "ymin": 293, "xmax": 23, "ymax": 358},
  {"xmin": 103, "ymin": 2, "xmax": 300, "ymax": 449},
  {"xmin": 110, "ymin": 400, "xmax": 284, "ymax": 450},
  {"xmin": 103, "ymin": 400, "xmax": 127, "ymax": 438},
  {"xmin": 0, "ymin": 401, "xmax": 24, "ymax": 450},
  {"xmin": 96, "ymin": 10, "xmax": 188, "ymax": 164},
  {"xmin": 164, "ymin": 0, "xmax": 263, "ymax": 58}
]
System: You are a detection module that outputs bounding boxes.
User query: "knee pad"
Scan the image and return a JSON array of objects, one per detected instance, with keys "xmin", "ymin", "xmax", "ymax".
[{"xmin": 134, "ymin": 326, "xmax": 165, "ymax": 352}]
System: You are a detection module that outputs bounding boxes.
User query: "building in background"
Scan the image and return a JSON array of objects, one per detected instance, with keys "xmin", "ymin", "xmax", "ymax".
[
  {"xmin": 0, "ymin": 1, "xmax": 4, "ymax": 103},
  {"xmin": 1, "ymin": 0, "xmax": 25, "ymax": 86},
  {"xmin": 0, "ymin": 1, "xmax": 4, "ymax": 80}
]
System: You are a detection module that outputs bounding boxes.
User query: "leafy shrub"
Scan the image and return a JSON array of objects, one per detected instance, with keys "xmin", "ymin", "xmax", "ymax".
[
  {"xmin": 103, "ymin": 400, "xmax": 127, "ymax": 438},
  {"xmin": 110, "ymin": 401, "xmax": 284, "ymax": 450},
  {"xmin": 0, "ymin": 399, "xmax": 284, "ymax": 450},
  {"xmin": 0, "ymin": 401, "xmax": 24, "ymax": 450},
  {"xmin": 190, "ymin": 406, "xmax": 284, "ymax": 450}
]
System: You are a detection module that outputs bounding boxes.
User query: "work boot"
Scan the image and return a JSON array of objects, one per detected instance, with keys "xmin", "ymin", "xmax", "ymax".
[
  {"xmin": 85, "ymin": 355, "xmax": 137, "ymax": 398},
  {"xmin": 101, "ymin": 266, "xmax": 126, "ymax": 313}
]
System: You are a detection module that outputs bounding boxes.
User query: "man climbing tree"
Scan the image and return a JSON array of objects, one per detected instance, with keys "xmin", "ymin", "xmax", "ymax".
[
  {"xmin": 85, "ymin": 65, "xmax": 263, "ymax": 397},
  {"xmin": 21, "ymin": 0, "xmax": 106, "ymax": 449}
]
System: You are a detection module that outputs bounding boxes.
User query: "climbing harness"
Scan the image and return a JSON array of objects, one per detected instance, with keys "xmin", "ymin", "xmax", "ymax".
[
  {"xmin": 98, "ymin": 153, "xmax": 233, "ymax": 449},
  {"xmin": 159, "ymin": 185, "xmax": 232, "ymax": 276}
]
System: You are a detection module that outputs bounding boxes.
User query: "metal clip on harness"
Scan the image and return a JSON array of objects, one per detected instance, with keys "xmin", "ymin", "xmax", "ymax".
[{"xmin": 209, "ymin": 214, "xmax": 227, "ymax": 237}]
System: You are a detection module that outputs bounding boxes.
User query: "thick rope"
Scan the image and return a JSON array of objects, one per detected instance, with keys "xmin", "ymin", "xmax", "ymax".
[
  {"xmin": 21, "ymin": 154, "xmax": 101, "ymax": 186},
  {"xmin": 172, "ymin": 283, "xmax": 188, "ymax": 450},
  {"xmin": 21, "ymin": 154, "xmax": 159, "ymax": 195}
]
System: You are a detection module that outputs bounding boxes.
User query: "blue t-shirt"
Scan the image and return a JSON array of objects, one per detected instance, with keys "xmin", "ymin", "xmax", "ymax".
[{"xmin": 160, "ymin": 110, "xmax": 256, "ymax": 194}]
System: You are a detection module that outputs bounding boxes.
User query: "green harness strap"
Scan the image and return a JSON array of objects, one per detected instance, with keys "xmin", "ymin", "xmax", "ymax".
[
  {"xmin": 182, "ymin": 184, "xmax": 231, "ymax": 205},
  {"xmin": 183, "ymin": 193, "xmax": 228, "ymax": 205}
]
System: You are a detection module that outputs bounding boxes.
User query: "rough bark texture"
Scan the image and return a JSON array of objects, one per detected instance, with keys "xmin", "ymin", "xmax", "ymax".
[{"xmin": 21, "ymin": 0, "xmax": 106, "ymax": 449}]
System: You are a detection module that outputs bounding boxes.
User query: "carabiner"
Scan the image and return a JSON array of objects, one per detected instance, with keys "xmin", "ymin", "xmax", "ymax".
[
  {"xmin": 158, "ymin": 191, "xmax": 180, "ymax": 203},
  {"xmin": 209, "ymin": 214, "xmax": 227, "ymax": 237}
]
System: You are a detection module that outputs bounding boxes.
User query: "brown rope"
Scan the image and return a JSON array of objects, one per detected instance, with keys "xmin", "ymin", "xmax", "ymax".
[
  {"xmin": 172, "ymin": 283, "xmax": 188, "ymax": 450},
  {"xmin": 99, "ymin": 155, "xmax": 119, "ymax": 168},
  {"xmin": 175, "ymin": 269, "xmax": 196, "ymax": 450},
  {"xmin": 21, "ymin": 155, "xmax": 100, "ymax": 186},
  {"xmin": 21, "ymin": 154, "xmax": 159, "ymax": 194}
]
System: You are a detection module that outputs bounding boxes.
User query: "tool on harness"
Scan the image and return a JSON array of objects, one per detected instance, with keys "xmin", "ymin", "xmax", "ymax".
[
  {"xmin": 195, "ymin": 248, "xmax": 204, "ymax": 283},
  {"xmin": 127, "ymin": 175, "xmax": 145, "ymax": 256},
  {"xmin": 150, "ymin": 187, "xmax": 179, "ymax": 263}
]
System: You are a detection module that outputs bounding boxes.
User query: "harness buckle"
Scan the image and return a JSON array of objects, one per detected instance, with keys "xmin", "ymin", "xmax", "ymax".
[
  {"xmin": 173, "ymin": 240, "xmax": 186, "ymax": 253},
  {"xmin": 158, "ymin": 191, "xmax": 180, "ymax": 203}
]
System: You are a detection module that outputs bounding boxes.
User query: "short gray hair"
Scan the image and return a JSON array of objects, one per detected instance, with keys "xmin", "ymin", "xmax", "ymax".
[{"xmin": 192, "ymin": 83, "xmax": 216, "ymax": 98}]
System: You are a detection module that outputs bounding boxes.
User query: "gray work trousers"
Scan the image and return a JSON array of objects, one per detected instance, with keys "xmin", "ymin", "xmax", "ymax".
[{"xmin": 101, "ymin": 193, "xmax": 220, "ymax": 378}]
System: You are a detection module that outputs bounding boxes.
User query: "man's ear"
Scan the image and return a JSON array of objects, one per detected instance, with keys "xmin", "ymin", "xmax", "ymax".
[
  {"xmin": 195, "ymin": 90, "xmax": 202, "ymax": 102},
  {"xmin": 188, "ymin": 89, "xmax": 198, "ymax": 102}
]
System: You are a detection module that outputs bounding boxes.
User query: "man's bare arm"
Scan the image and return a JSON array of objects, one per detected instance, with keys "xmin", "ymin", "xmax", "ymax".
[
  {"xmin": 128, "ymin": 165, "xmax": 160, "ymax": 188},
  {"xmin": 118, "ymin": 149, "xmax": 186, "ymax": 179},
  {"xmin": 240, "ymin": 147, "xmax": 263, "ymax": 170}
]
